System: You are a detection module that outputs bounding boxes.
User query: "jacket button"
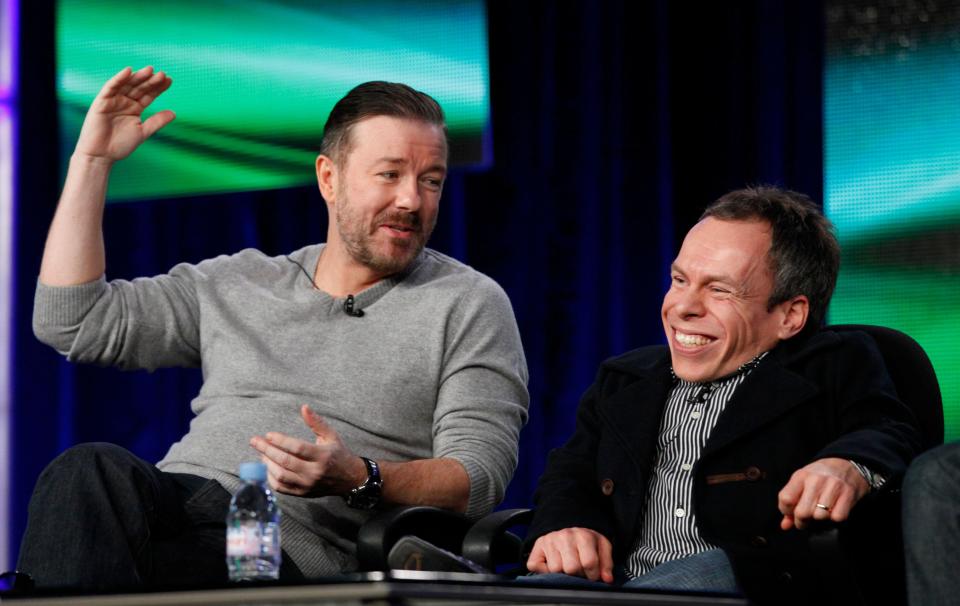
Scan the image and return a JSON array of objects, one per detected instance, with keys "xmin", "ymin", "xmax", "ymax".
[
  {"xmin": 778, "ymin": 571, "xmax": 793, "ymax": 584},
  {"xmin": 750, "ymin": 535, "xmax": 768, "ymax": 548},
  {"xmin": 600, "ymin": 479, "xmax": 615, "ymax": 496},
  {"xmin": 745, "ymin": 466, "xmax": 763, "ymax": 481}
]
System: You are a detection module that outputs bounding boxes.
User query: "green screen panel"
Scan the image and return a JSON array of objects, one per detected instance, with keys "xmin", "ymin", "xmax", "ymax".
[
  {"xmin": 825, "ymin": 3, "xmax": 960, "ymax": 441},
  {"xmin": 56, "ymin": 0, "xmax": 490, "ymax": 202}
]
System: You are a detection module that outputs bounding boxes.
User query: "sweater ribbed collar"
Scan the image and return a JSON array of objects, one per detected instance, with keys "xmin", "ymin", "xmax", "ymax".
[{"xmin": 293, "ymin": 243, "xmax": 426, "ymax": 310}]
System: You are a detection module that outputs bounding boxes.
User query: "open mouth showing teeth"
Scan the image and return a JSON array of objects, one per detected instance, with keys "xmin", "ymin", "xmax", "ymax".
[{"xmin": 675, "ymin": 331, "xmax": 714, "ymax": 347}]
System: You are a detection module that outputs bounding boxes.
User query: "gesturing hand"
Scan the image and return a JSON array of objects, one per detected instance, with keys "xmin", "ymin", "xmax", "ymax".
[
  {"xmin": 526, "ymin": 527, "xmax": 615, "ymax": 584},
  {"xmin": 249, "ymin": 404, "xmax": 367, "ymax": 497},
  {"xmin": 75, "ymin": 66, "xmax": 175, "ymax": 163},
  {"xmin": 778, "ymin": 457, "xmax": 870, "ymax": 531}
]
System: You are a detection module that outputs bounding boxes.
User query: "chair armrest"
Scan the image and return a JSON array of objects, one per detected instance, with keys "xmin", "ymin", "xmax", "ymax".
[
  {"xmin": 356, "ymin": 506, "xmax": 473, "ymax": 571},
  {"xmin": 461, "ymin": 508, "xmax": 534, "ymax": 571}
]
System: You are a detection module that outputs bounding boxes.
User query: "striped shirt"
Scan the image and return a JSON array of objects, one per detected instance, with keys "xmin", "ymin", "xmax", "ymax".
[{"xmin": 625, "ymin": 353, "xmax": 767, "ymax": 577}]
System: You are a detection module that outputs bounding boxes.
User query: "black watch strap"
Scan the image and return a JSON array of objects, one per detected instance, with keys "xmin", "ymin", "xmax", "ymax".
[{"xmin": 344, "ymin": 456, "xmax": 383, "ymax": 510}]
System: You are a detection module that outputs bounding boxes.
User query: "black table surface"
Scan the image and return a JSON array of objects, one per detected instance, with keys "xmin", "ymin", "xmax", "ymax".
[{"xmin": 0, "ymin": 571, "xmax": 751, "ymax": 606}]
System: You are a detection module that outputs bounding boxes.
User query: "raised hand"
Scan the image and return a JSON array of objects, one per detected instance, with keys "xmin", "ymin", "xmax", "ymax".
[
  {"xmin": 74, "ymin": 66, "xmax": 175, "ymax": 162},
  {"xmin": 249, "ymin": 404, "xmax": 367, "ymax": 497}
]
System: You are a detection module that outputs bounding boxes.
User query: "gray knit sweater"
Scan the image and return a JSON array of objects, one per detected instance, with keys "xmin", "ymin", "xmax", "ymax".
[{"xmin": 32, "ymin": 244, "xmax": 529, "ymax": 577}]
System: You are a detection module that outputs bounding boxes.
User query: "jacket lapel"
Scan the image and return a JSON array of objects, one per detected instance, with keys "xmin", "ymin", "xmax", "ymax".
[
  {"xmin": 597, "ymin": 356, "xmax": 674, "ymax": 476},
  {"xmin": 703, "ymin": 348, "xmax": 819, "ymax": 456}
]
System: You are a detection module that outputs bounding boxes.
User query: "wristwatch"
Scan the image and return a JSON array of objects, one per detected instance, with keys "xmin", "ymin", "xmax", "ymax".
[
  {"xmin": 344, "ymin": 456, "xmax": 383, "ymax": 510},
  {"xmin": 850, "ymin": 460, "xmax": 887, "ymax": 491}
]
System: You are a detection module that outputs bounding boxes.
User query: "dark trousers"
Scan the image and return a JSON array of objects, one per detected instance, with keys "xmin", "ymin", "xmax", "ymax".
[
  {"xmin": 903, "ymin": 441, "xmax": 960, "ymax": 606},
  {"xmin": 17, "ymin": 442, "xmax": 302, "ymax": 591}
]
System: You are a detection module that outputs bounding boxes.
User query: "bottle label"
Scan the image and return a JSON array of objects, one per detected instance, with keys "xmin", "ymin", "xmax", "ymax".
[{"xmin": 227, "ymin": 523, "xmax": 264, "ymax": 557}]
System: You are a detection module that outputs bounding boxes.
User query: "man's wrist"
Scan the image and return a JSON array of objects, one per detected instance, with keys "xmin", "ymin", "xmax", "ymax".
[
  {"xmin": 343, "ymin": 456, "xmax": 383, "ymax": 509},
  {"xmin": 849, "ymin": 460, "xmax": 887, "ymax": 491},
  {"xmin": 346, "ymin": 455, "xmax": 368, "ymax": 491},
  {"xmin": 71, "ymin": 151, "xmax": 115, "ymax": 171}
]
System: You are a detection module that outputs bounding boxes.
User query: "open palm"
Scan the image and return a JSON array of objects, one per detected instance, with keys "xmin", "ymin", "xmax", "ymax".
[{"xmin": 75, "ymin": 66, "xmax": 175, "ymax": 162}]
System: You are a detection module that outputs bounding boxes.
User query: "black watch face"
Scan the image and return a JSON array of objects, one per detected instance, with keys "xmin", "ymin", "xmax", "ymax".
[{"xmin": 348, "ymin": 484, "xmax": 382, "ymax": 510}]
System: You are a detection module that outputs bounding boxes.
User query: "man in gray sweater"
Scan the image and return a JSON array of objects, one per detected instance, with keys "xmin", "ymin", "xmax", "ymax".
[{"xmin": 18, "ymin": 66, "xmax": 528, "ymax": 589}]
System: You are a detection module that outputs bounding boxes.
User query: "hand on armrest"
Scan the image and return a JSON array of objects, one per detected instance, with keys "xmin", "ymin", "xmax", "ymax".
[{"xmin": 778, "ymin": 457, "xmax": 870, "ymax": 531}]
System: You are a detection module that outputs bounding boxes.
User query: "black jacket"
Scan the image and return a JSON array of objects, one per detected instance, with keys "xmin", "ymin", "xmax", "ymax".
[{"xmin": 527, "ymin": 329, "xmax": 920, "ymax": 602}]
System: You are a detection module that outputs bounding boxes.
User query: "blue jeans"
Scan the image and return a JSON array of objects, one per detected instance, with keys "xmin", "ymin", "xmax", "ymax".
[
  {"xmin": 903, "ymin": 441, "xmax": 960, "ymax": 606},
  {"xmin": 518, "ymin": 548, "xmax": 740, "ymax": 594},
  {"xmin": 16, "ymin": 442, "xmax": 302, "ymax": 591}
]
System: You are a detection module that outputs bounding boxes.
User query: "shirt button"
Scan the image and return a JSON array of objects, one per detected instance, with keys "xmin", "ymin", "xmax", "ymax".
[
  {"xmin": 681, "ymin": 463, "xmax": 692, "ymax": 471},
  {"xmin": 600, "ymin": 479, "xmax": 615, "ymax": 496},
  {"xmin": 690, "ymin": 411, "xmax": 702, "ymax": 419},
  {"xmin": 674, "ymin": 508, "xmax": 686, "ymax": 518}
]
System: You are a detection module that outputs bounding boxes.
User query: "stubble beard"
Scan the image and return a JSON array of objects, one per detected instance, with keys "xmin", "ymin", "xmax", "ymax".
[{"xmin": 335, "ymin": 190, "xmax": 434, "ymax": 276}]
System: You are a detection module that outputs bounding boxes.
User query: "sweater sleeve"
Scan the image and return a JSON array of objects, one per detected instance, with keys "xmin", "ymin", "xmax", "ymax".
[
  {"xmin": 431, "ymin": 275, "xmax": 529, "ymax": 519},
  {"xmin": 32, "ymin": 262, "xmax": 205, "ymax": 371}
]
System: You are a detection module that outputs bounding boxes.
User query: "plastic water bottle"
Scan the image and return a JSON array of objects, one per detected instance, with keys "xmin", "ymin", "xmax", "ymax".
[{"xmin": 226, "ymin": 462, "xmax": 281, "ymax": 581}]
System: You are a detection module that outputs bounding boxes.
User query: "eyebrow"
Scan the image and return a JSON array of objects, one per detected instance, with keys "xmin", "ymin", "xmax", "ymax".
[
  {"xmin": 670, "ymin": 263, "xmax": 739, "ymax": 286},
  {"xmin": 374, "ymin": 157, "xmax": 447, "ymax": 173}
]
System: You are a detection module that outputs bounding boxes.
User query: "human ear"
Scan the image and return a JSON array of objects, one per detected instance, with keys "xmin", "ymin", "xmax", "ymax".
[
  {"xmin": 315, "ymin": 154, "xmax": 338, "ymax": 203},
  {"xmin": 777, "ymin": 295, "xmax": 809, "ymax": 340}
]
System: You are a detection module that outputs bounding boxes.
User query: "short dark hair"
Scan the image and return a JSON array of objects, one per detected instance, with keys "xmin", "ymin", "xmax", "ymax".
[
  {"xmin": 701, "ymin": 186, "xmax": 840, "ymax": 334},
  {"xmin": 319, "ymin": 81, "xmax": 447, "ymax": 165}
]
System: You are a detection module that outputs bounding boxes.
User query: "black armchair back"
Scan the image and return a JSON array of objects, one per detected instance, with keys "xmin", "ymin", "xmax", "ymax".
[
  {"xmin": 830, "ymin": 324, "xmax": 943, "ymax": 448},
  {"xmin": 807, "ymin": 325, "xmax": 943, "ymax": 606}
]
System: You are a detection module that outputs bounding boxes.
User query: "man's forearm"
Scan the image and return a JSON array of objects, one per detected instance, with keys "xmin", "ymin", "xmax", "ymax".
[
  {"xmin": 38, "ymin": 153, "xmax": 112, "ymax": 286},
  {"xmin": 379, "ymin": 457, "xmax": 470, "ymax": 513}
]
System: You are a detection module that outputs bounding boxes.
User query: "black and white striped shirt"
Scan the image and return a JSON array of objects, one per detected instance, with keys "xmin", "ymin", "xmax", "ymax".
[{"xmin": 625, "ymin": 353, "xmax": 767, "ymax": 577}]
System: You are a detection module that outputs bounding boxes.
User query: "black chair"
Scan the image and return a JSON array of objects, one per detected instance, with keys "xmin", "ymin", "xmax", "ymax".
[
  {"xmin": 831, "ymin": 324, "xmax": 943, "ymax": 448},
  {"xmin": 807, "ymin": 324, "xmax": 942, "ymax": 605},
  {"xmin": 356, "ymin": 506, "xmax": 475, "ymax": 571}
]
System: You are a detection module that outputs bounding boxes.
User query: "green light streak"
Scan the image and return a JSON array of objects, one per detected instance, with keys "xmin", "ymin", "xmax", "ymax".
[{"xmin": 57, "ymin": 0, "xmax": 490, "ymax": 201}]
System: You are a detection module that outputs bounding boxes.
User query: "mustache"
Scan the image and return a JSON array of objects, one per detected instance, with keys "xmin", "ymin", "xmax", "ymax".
[{"xmin": 375, "ymin": 211, "xmax": 422, "ymax": 231}]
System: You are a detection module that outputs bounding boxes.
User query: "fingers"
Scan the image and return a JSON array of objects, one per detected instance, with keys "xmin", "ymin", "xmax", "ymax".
[
  {"xmin": 537, "ymin": 532, "xmax": 581, "ymax": 577},
  {"xmin": 141, "ymin": 109, "xmax": 176, "ymax": 139},
  {"xmin": 526, "ymin": 542, "xmax": 548, "ymax": 573},
  {"xmin": 99, "ymin": 66, "xmax": 136, "ymax": 98},
  {"xmin": 792, "ymin": 477, "xmax": 824, "ymax": 530},
  {"xmin": 779, "ymin": 458, "xmax": 868, "ymax": 531},
  {"xmin": 597, "ymin": 535, "xmax": 615, "ymax": 584},
  {"xmin": 301, "ymin": 404, "xmax": 337, "ymax": 442},
  {"xmin": 96, "ymin": 66, "xmax": 172, "ymax": 115},
  {"xmin": 778, "ymin": 471, "xmax": 803, "ymax": 518},
  {"xmin": 129, "ymin": 70, "xmax": 172, "ymax": 105},
  {"xmin": 525, "ymin": 529, "xmax": 613, "ymax": 583},
  {"xmin": 829, "ymin": 490, "xmax": 856, "ymax": 522},
  {"xmin": 250, "ymin": 433, "xmax": 312, "ymax": 494},
  {"xmin": 812, "ymin": 481, "xmax": 842, "ymax": 521},
  {"xmin": 576, "ymin": 534, "xmax": 613, "ymax": 582},
  {"xmin": 576, "ymin": 539, "xmax": 602, "ymax": 580},
  {"xmin": 99, "ymin": 66, "xmax": 153, "ymax": 100},
  {"xmin": 249, "ymin": 407, "xmax": 361, "ymax": 497},
  {"xmin": 780, "ymin": 514, "xmax": 795, "ymax": 531},
  {"xmin": 250, "ymin": 433, "xmax": 308, "ymax": 472}
]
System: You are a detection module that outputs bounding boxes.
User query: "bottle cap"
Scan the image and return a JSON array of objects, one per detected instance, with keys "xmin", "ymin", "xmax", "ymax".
[{"xmin": 238, "ymin": 461, "xmax": 267, "ymax": 482}]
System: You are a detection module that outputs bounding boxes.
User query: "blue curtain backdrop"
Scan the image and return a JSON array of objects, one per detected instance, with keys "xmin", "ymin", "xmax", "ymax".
[{"xmin": 9, "ymin": 0, "xmax": 823, "ymax": 564}]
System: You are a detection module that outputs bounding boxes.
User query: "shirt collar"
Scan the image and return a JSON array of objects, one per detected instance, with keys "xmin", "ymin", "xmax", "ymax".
[{"xmin": 670, "ymin": 351, "xmax": 769, "ymax": 387}]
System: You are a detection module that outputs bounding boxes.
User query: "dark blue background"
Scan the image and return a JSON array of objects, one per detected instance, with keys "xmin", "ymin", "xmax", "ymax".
[{"xmin": 10, "ymin": 0, "xmax": 823, "ymax": 565}]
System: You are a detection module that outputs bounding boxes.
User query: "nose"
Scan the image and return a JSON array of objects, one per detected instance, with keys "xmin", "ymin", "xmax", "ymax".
[
  {"xmin": 672, "ymin": 286, "xmax": 705, "ymax": 319},
  {"xmin": 394, "ymin": 177, "xmax": 422, "ymax": 212}
]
